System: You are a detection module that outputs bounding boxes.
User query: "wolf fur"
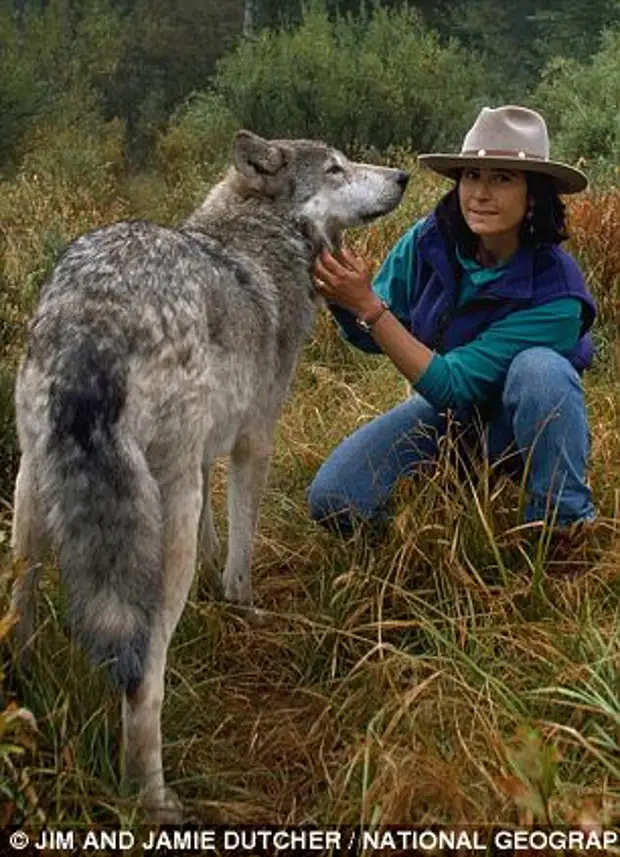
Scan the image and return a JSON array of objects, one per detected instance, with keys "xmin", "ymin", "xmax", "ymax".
[{"xmin": 10, "ymin": 130, "xmax": 408, "ymax": 819}]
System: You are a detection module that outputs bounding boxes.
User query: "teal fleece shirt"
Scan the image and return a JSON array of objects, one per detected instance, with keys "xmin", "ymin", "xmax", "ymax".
[{"xmin": 340, "ymin": 218, "xmax": 582, "ymax": 410}]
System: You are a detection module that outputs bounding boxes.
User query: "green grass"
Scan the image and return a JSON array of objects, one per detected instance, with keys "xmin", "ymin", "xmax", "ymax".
[{"xmin": 0, "ymin": 157, "xmax": 618, "ymax": 830}]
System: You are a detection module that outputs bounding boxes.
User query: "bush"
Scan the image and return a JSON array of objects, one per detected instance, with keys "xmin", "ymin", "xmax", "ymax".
[
  {"xmin": 21, "ymin": 111, "xmax": 126, "ymax": 188},
  {"xmin": 208, "ymin": 4, "xmax": 491, "ymax": 155},
  {"xmin": 533, "ymin": 27, "xmax": 620, "ymax": 178},
  {"xmin": 0, "ymin": 9, "xmax": 42, "ymax": 172},
  {"xmin": 566, "ymin": 191, "xmax": 620, "ymax": 380},
  {"xmin": 156, "ymin": 92, "xmax": 239, "ymax": 189},
  {"xmin": 0, "ymin": 0, "xmax": 127, "ymax": 175}
]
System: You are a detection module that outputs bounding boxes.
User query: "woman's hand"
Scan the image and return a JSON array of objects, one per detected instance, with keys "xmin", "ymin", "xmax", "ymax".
[
  {"xmin": 314, "ymin": 244, "xmax": 434, "ymax": 383},
  {"xmin": 313, "ymin": 247, "xmax": 383, "ymax": 319}
]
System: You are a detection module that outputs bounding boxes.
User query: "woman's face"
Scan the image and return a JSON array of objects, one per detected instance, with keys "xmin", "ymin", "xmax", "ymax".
[{"xmin": 458, "ymin": 167, "xmax": 529, "ymax": 239}]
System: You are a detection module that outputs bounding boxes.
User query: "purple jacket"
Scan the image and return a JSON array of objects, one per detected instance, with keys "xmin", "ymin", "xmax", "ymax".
[{"xmin": 410, "ymin": 214, "xmax": 597, "ymax": 372}]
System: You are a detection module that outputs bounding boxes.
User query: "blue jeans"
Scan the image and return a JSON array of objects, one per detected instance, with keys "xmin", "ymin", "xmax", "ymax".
[{"xmin": 308, "ymin": 347, "xmax": 596, "ymax": 533}]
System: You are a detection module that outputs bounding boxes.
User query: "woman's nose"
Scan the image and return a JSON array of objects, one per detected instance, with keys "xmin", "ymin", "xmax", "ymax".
[{"xmin": 472, "ymin": 181, "xmax": 491, "ymax": 199}]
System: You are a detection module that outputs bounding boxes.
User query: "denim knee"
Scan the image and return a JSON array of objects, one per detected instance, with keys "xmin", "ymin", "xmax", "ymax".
[
  {"xmin": 307, "ymin": 474, "xmax": 345, "ymax": 524},
  {"xmin": 307, "ymin": 479, "xmax": 362, "ymax": 537},
  {"xmin": 503, "ymin": 347, "xmax": 580, "ymax": 413}
]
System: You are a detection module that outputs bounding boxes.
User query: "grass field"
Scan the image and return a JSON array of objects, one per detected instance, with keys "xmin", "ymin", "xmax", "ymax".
[{"xmin": 1, "ymin": 156, "xmax": 618, "ymax": 831}]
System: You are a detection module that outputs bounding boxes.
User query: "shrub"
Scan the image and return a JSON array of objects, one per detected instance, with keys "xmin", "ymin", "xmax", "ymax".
[
  {"xmin": 156, "ymin": 92, "xmax": 239, "ymax": 189},
  {"xmin": 21, "ymin": 112, "xmax": 126, "ymax": 188},
  {"xmin": 208, "ymin": 4, "xmax": 491, "ymax": 155},
  {"xmin": 533, "ymin": 27, "xmax": 620, "ymax": 179},
  {"xmin": 566, "ymin": 191, "xmax": 620, "ymax": 380},
  {"xmin": 0, "ymin": 9, "xmax": 42, "ymax": 172},
  {"xmin": 0, "ymin": 0, "xmax": 127, "ymax": 175}
]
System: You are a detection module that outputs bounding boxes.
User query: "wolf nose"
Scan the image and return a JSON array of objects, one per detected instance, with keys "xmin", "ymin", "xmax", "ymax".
[{"xmin": 396, "ymin": 171, "xmax": 409, "ymax": 189}]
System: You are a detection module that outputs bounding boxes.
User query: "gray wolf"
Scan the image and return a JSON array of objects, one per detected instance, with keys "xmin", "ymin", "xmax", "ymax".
[{"xmin": 10, "ymin": 130, "xmax": 408, "ymax": 820}]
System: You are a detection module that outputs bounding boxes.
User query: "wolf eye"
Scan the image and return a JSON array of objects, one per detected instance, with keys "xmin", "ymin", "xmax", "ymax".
[{"xmin": 326, "ymin": 163, "xmax": 344, "ymax": 175}]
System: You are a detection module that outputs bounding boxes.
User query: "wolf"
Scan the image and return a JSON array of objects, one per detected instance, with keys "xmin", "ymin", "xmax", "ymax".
[{"xmin": 10, "ymin": 129, "xmax": 408, "ymax": 819}]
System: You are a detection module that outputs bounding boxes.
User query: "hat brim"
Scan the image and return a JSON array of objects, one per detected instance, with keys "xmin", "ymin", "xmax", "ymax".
[{"xmin": 417, "ymin": 153, "xmax": 588, "ymax": 194}]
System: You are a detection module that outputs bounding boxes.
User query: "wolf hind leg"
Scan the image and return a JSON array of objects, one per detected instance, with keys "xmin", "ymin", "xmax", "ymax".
[
  {"xmin": 222, "ymin": 428, "xmax": 274, "ymax": 607},
  {"xmin": 121, "ymin": 457, "xmax": 203, "ymax": 823},
  {"xmin": 10, "ymin": 458, "xmax": 45, "ymax": 662},
  {"xmin": 198, "ymin": 456, "xmax": 223, "ymax": 599}
]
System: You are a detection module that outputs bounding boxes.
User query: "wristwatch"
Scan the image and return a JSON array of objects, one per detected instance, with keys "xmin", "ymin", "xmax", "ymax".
[{"xmin": 355, "ymin": 299, "xmax": 390, "ymax": 334}]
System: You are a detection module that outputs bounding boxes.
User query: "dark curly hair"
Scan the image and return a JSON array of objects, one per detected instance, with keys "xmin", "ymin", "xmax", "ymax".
[{"xmin": 434, "ymin": 170, "xmax": 569, "ymax": 265}]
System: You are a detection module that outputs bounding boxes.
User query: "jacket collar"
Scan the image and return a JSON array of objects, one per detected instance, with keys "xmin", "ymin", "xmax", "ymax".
[{"xmin": 419, "ymin": 212, "xmax": 536, "ymax": 302}]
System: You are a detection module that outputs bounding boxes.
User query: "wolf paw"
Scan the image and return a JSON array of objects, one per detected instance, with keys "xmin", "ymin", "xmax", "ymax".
[
  {"xmin": 222, "ymin": 571, "xmax": 252, "ymax": 607},
  {"xmin": 142, "ymin": 788, "xmax": 183, "ymax": 825},
  {"xmin": 224, "ymin": 601, "xmax": 268, "ymax": 628},
  {"xmin": 223, "ymin": 588, "xmax": 252, "ymax": 607}
]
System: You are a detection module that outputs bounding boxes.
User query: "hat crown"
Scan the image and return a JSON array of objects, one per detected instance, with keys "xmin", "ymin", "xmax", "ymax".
[
  {"xmin": 461, "ymin": 106, "xmax": 550, "ymax": 160},
  {"xmin": 416, "ymin": 103, "xmax": 588, "ymax": 194}
]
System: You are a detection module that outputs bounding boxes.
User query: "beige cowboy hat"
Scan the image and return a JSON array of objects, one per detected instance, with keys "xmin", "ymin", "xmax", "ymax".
[{"xmin": 418, "ymin": 105, "xmax": 588, "ymax": 194}]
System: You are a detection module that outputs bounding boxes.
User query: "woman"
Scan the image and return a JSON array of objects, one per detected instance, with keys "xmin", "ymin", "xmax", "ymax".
[{"xmin": 308, "ymin": 105, "xmax": 598, "ymax": 545}]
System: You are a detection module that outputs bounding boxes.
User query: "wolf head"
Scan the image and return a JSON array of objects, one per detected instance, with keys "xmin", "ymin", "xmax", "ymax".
[{"xmin": 229, "ymin": 130, "xmax": 409, "ymax": 251}]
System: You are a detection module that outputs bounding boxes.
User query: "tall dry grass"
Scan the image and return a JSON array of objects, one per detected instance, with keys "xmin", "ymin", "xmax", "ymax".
[{"xmin": 0, "ymin": 156, "xmax": 618, "ymax": 830}]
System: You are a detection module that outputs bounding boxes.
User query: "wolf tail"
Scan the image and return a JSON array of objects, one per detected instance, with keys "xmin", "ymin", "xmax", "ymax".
[{"xmin": 40, "ymin": 341, "xmax": 163, "ymax": 695}]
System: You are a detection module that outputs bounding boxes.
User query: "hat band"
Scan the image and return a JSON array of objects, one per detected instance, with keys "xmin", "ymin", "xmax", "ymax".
[{"xmin": 461, "ymin": 147, "xmax": 546, "ymax": 160}]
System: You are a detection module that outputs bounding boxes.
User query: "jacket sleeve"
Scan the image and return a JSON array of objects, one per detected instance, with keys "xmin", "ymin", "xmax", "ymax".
[
  {"xmin": 414, "ymin": 298, "xmax": 583, "ymax": 410},
  {"xmin": 325, "ymin": 218, "xmax": 425, "ymax": 354}
]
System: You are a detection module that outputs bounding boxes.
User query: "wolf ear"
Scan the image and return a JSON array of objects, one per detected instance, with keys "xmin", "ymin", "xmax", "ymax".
[{"xmin": 233, "ymin": 130, "xmax": 285, "ymax": 178}]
